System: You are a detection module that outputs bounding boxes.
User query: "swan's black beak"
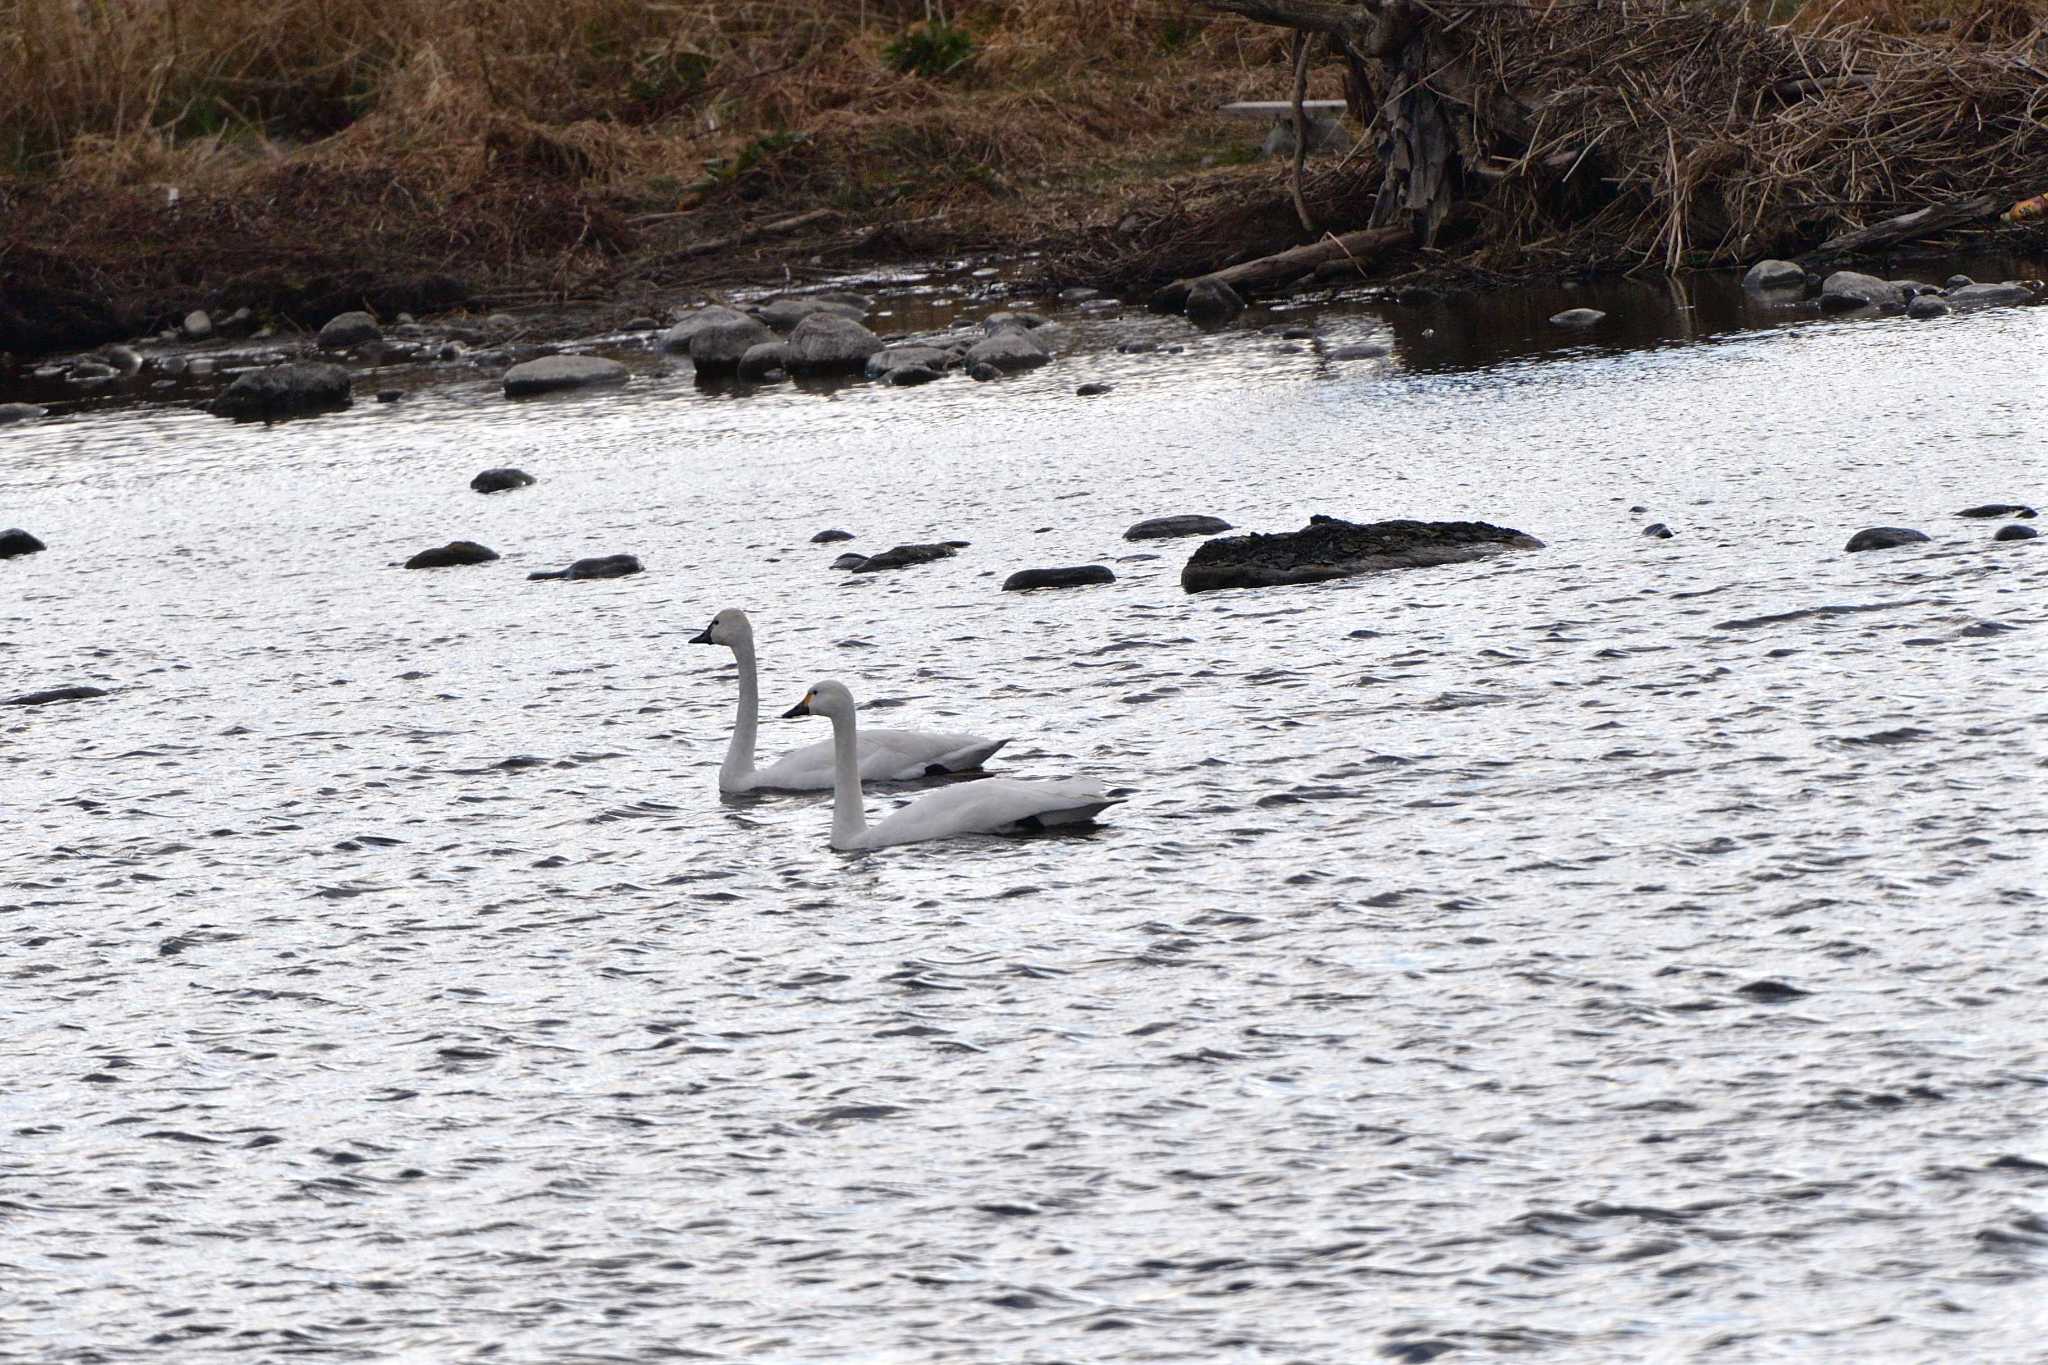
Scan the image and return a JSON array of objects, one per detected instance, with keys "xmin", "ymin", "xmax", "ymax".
[
  {"xmin": 781, "ymin": 692, "xmax": 814, "ymax": 719},
  {"xmin": 688, "ymin": 622, "xmax": 715, "ymax": 645}
]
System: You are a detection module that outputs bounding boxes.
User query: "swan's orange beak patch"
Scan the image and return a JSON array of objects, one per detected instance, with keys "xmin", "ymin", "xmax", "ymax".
[{"xmin": 781, "ymin": 691, "xmax": 814, "ymax": 720}]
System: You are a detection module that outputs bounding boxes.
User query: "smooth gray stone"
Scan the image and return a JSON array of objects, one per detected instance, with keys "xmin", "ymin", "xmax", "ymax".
[
  {"xmin": 963, "ymin": 331, "xmax": 1049, "ymax": 373},
  {"xmin": 660, "ymin": 305, "xmax": 749, "ymax": 354},
  {"xmin": 1003, "ymin": 565, "xmax": 1115, "ymax": 591},
  {"xmin": 502, "ymin": 355, "xmax": 628, "ymax": 397},
  {"xmin": 1994, "ymin": 524, "xmax": 2039, "ymax": 542},
  {"xmin": 1742, "ymin": 259, "xmax": 1805, "ymax": 292},
  {"xmin": 811, "ymin": 529, "xmax": 855, "ymax": 543},
  {"xmin": 1946, "ymin": 282, "xmax": 2035, "ymax": 309},
  {"xmin": 1184, "ymin": 278, "xmax": 1245, "ymax": 326},
  {"xmin": 737, "ymin": 341, "xmax": 789, "ymax": 381},
  {"xmin": 1125, "ymin": 515, "xmax": 1233, "ymax": 541},
  {"xmin": 183, "ymin": 310, "xmax": 214, "ymax": 340},
  {"xmin": 1844, "ymin": 527, "xmax": 1930, "ymax": 552},
  {"xmin": 866, "ymin": 345, "xmax": 954, "ymax": 379},
  {"xmin": 405, "ymin": 541, "xmax": 499, "ymax": 569},
  {"xmin": 1549, "ymin": 308, "xmax": 1606, "ymax": 327},
  {"xmin": 1182, "ymin": 515, "xmax": 1545, "ymax": 593},
  {"xmin": 1906, "ymin": 294, "xmax": 1952, "ymax": 319},
  {"xmin": 830, "ymin": 552, "xmax": 869, "ymax": 570},
  {"xmin": 785, "ymin": 314, "xmax": 882, "ymax": 373},
  {"xmin": 213, "ymin": 362, "xmax": 352, "ymax": 417},
  {"xmin": 886, "ymin": 365, "xmax": 942, "ymax": 386},
  {"xmin": 1820, "ymin": 271, "xmax": 1902, "ymax": 311},
  {"xmin": 756, "ymin": 297, "xmax": 866, "ymax": 331},
  {"xmin": 0, "ymin": 403, "xmax": 48, "ymax": 426},
  {"xmin": 1643, "ymin": 523, "xmax": 1675, "ymax": 539},
  {"xmin": 318, "ymin": 310, "xmax": 382, "ymax": 350},
  {"xmin": 688, "ymin": 315, "xmax": 775, "ymax": 371}
]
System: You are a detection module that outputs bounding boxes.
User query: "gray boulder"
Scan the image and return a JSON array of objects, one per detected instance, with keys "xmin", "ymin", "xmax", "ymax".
[
  {"xmin": 528, "ymin": 553, "xmax": 642, "ymax": 581},
  {"xmin": 866, "ymin": 345, "xmax": 955, "ymax": 380},
  {"xmin": 1994, "ymin": 524, "xmax": 2040, "ymax": 542},
  {"xmin": 830, "ymin": 552, "xmax": 869, "ymax": 571},
  {"xmin": 1126, "ymin": 515, "xmax": 1233, "ymax": 541},
  {"xmin": 1843, "ymin": 526, "xmax": 1930, "ymax": 552},
  {"xmin": 0, "ymin": 403, "xmax": 47, "ymax": 426},
  {"xmin": 1185, "ymin": 278, "xmax": 1245, "ymax": 326},
  {"xmin": 1003, "ymin": 565, "xmax": 1115, "ymax": 592},
  {"xmin": 502, "ymin": 355, "xmax": 629, "ymax": 397},
  {"xmin": 318, "ymin": 310, "xmax": 383, "ymax": 350},
  {"xmin": 1642, "ymin": 523, "xmax": 1675, "ymax": 539},
  {"xmin": 1945, "ymin": 274, "xmax": 1975, "ymax": 290},
  {"xmin": 213, "ymin": 362, "xmax": 352, "ymax": 417},
  {"xmin": 1, "ymin": 528, "xmax": 47, "ymax": 557},
  {"xmin": 738, "ymin": 341, "xmax": 789, "ymax": 382},
  {"xmin": 811, "ymin": 529, "xmax": 855, "ymax": 543},
  {"xmin": 405, "ymin": 541, "xmax": 499, "ymax": 569},
  {"xmin": 1820, "ymin": 272, "xmax": 1902, "ymax": 312},
  {"xmin": 1906, "ymin": 294, "xmax": 1952, "ymax": 319},
  {"xmin": 471, "ymin": 468, "xmax": 535, "ymax": 494},
  {"xmin": 1946, "ymin": 282, "xmax": 2035, "ymax": 309},
  {"xmin": 688, "ymin": 315, "xmax": 775, "ymax": 372},
  {"xmin": 887, "ymin": 365, "xmax": 943, "ymax": 387},
  {"xmin": 1955, "ymin": 503, "xmax": 2035, "ymax": 519},
  {"xmin": 183, "ymin": 310, "xmax": 214, "ymax": 340},
  {"xmin": 1182, "ymin": 515, "xmax": 1545, "ymax": 593},
  {"xmin": 963, "ymin": 330, "xmax": 1049, "ymax": 373},
  {"xmin": 850, "ymin": 542, "xmax": 962, "ymax": 574},
  {"xmin": 660, "ymin": 305, "xmax": 749, "ymax": 354},
  {"xmin": 756, "ymin": 296, "xmax": 866, "ymax": 332},
  {"xmin": 785, "ymin": 314, "xmax": 883, "ymax": 373},
  {"xmin": 1549, "ymin": 308, "xmax": 1606, "ymax": 327},
  {"xmin": 1742, "ymin": 259, "xmax": 1805, "ymax": 292}
]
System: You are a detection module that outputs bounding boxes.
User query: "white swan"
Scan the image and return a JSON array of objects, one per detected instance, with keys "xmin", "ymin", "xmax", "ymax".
[
  {"xmin": 690, "ymin": 609, "xmax": 1005, "ymax": 793},
  {"xmin": 782, "ymin": 680, "xmax": 1120, "ymax": 850}
]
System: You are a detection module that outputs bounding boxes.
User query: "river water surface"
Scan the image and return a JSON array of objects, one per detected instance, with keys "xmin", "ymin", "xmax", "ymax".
[{"xmin": 3, "ymin": 262, "xmax": 2045, "ymax": 1363}]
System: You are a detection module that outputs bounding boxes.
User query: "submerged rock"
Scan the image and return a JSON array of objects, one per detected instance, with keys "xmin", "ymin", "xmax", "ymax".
[
  {"xmin": 1742, "ymin": 259, "xmax": 1806, "ymax": 292},
  {"xmin": 1, "ymin": 527, "xmax": 48, "ymax": 557},
  {"xmin": 1126, "ymin": 514, "xmax": 1233, "ymax": 541},
  {"xmin": 318, "ymin": 310, "xmax": 383, "ymax": 350},
  {"xmin": 0, "ymin": 403, "xmax": 48, "ymax": 426},
  {"xmin": 887, "ymin": 365, "xmax": 942, "ymax": 386},
  {"xmin": 785, "ymin": 314, "xmax": 883, "ymax": 374},
  {"xmin": 1184, "ymin": 278, "xmax": 1245, "ymax": 326},
  {"xmin": 528, "ymin": 553, "xmax": 643, "ymax": 581},
  {"xmin": 866, "ymin": 344, "xmax": 955, "ymax": 380},
  {"xmin": 689, "ymin": 316, "xmax": 775, "ymax": 372},
  {"xmin": 830, "ymin": 552, "xmax": 869, "ymax": 570},
  {"xmin": 4, "ymin": 685, "xmax": 109, "ymax": 706},
  {"xmin": 471, "ymin": 467, "xmax": 535, "ymax": 494},
  {"xmin": 963, "ymin": 330, "xmax": 1049, "ymax": 373},
  {"xmin": 1956, "ymin": 503, "xmax": 2036, "ymax": 519},
  {"xmin": 1642, "ymin": 523, "xmax": 1675, "ymax": 539},
  {"xmin": 212, "ymin": 362, "xmax": 352, "ymax": 418},
  {"xmin": 502, "ymin": 355, "xmax": 628, "ymax": 397},
  {"xmin": 1076, "ymin": 382, "xmax": 1114, "ymax": 396},
  {"xmin": 811, "ymin": 528, "xmax": 855, "ymax": 543},
  {"xmin": 1994, "ymin": 523, "xmax": 2039, "ymax": 542},
  {"xmin": 850, "ymin": 543, "xmax": 960, "ymax": 574},
  {"xmin": 1844, "ymin": 526, "xmax": 1930, "ymax": 552},
  {"xmin": 1549, "ymin": 308, "xmax": 1606, "ymax": 327},
  {"xmin": 1946, "ymin": 281, "xmax": 2035, "ymax": 309},
  {"xmin": 405, "ymin": 541, "xmax": 500, "ymax": 569},
  {"xmin": 1820, "ymin": 271, "xmax": 1902, "ymax": 311},
  {"xmin": 1003, "ymin": 565, "xmax": 1115, "ymax": 591},
  {"xmin": 1181, "ymin": 515, "xmax": 1546, "ymax": 593},
  {"xmin": 1906, "ymin": 294, "xmax": 1952, "ymax": 319}
]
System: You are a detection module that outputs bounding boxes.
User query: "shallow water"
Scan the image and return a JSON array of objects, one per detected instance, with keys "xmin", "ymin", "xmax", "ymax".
[{"xmin": 3, "ymin": 263, "xmax": 2046, "ymax": 1363}]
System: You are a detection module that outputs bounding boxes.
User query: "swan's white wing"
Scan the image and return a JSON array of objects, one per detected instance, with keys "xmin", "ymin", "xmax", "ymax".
[
  {"xmin": 861, "ymin": 777, "xmax": 1120, "ymax": 848},
  {"xmin": 747, "ymin": 728, "xmax": 1005, "ymax": 791}
]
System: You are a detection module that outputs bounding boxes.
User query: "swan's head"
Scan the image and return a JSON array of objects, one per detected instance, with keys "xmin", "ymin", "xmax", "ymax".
[
  {"xmin": 689, "ymin": 607, "xmax": 753, "ymax": 649},
  {"xmin": 781, "ymin": 679, "xmax": 854, "ymax": 721}
]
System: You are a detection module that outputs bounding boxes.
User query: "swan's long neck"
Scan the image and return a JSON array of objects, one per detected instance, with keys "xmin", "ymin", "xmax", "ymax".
[
  {"xmin": 721, "ymin": 637, "xmax": 761, "ymax": 786},
  {"xmin": 827, "ymin": 705, "xmax": 868, "ymax": 847}
]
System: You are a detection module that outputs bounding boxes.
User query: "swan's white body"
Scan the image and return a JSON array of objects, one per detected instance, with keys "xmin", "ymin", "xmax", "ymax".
[
  {"xmin": 692, "ymin": 609, "xmax": 1004, "ymax": 793},
  {"xmin": 787, "ymin": 680, "xmax": 1120, "ymax": 850}
]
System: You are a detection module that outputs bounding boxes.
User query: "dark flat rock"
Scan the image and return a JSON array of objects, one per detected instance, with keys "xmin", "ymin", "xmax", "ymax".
[
  {"xmin": 212, "ymin": 362, "xmax": 353, "ymax": 418},
  {"xmin": 1844, "ymin": 527, "xmax": 1930, "ymax": 553},
  {"xmin": 1994, "ymin": 524, "xmax": 2039, "ymax": 542},
  {"xmin": 830, "ymin": 552, "xmax": 869, "ymax": 570},
  {"xmin": 811, "ymin": 529, "xmax": 855, "ymax": 543},
  {"xmin": 1, "ymin": 527, "xmax": 47, "ymax": 557},
  {"xmin": 1126, "ymin": 515, "xmax": 1233, "ymax": 541},
  {"xmin": 471, "ymin": 467, "xmax": 535, "ymax": 494},
  {"xmin": 1643, "ymin": 523, "xmax": 1675, "ymax": 539},
  {"xmin": 1076, "ymin": 382, "xmax": 1115, "ymax": 396},
  {"xmin": 1182, "ymin": 515, "xmax": 1545, "ymax": 593},
  {"xmin": 1003, "ymin": 565, "xmax": 1115, "ymax": 592},
  {"xmin": 405, "ymin": 541, "xmax": 500, "ymax": 569},
  {"xmin": 5, "ymin": 685, "xmax": 109, "ymax": 706},
  {"xmin": 502, "ymin": 355, "xmax": 628, "ymax": 397},
  {"xmin": 850, "ymin": 543, "xmax": 959, "ymax": 574},
  {"xmin": 527, "ymin": 553, "xmax": 642, "ymax": 581},
  {"xmin": 1956, "ymin": 503, "xmax": 2036, "ymax": 519}
]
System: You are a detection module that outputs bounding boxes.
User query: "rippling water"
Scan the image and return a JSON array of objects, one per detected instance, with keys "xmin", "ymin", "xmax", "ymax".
[{"xmin": 4, "ymin": 264, "xmax": 2045, "ymax": 1362}]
